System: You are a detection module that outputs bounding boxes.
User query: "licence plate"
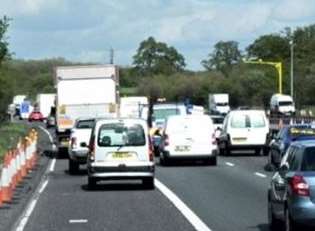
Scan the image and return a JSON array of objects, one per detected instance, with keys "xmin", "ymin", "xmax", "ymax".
[
  {"xmin": 233, "ymin": 137, "xmax": 247, "ymax": 142},
  {"xmin": 175, "ymin": 145, "xmax": 191, "ymax": 152},
  {"xmin": 112, "ymin": 152, "xmax": 133, "ymax": 159}
]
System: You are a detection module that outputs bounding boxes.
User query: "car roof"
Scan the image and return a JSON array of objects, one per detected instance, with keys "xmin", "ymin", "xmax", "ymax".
[
  {"xmin": 229, "ymin": 110, "xmax": 266, "ymax": 115},
  {"xmin": 167, "ymin": 114, "xmax": 211, "ymax": 121},
  {"xmin": 285, "ymin": 124, "xmax": 314, "ymax": 129},
  {"xmin": 95, "ymin": 117, "xmax": 147, "ymax": 125},
  {"xmin": 153, "ymin": 103, "xmax": 185, "ymax": 109},
  {"xmin": 291, "ymin": 140, "xmax": 315, "ymax": 148}
]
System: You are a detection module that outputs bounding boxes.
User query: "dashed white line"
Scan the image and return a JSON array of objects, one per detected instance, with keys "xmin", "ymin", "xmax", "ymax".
[
  {"xmin": 49, "ymin": 158, "xmax": 56, "ymax": 172},
  {"xmin": 155, "ymin": 179, "xmax": 212, "ymax": 231},
  {"xmin": 69, "ymin": 219, "xmax": 88, "ymax": 224},
  {"xmin": 254, "ymin": 172, "xmax": 267, "ymax": 178},
  {"xmin": 225, "ymin": 162, "xmax": 235, "ymax": 167}
]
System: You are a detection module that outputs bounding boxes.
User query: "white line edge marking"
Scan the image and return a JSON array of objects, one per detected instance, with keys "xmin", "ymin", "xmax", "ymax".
[
  {"xmin": 38, "ymin": 125, "xmax": 54, "ymax": 144},
  {"xmin": 49, "ymin": 158, "xmax": 56, "ymax": 172},
  {"xmin": 225, "ymin": 162, "xmax": 235, "ymax": 167},
  {"xmin": 38, "ymin": 180, "xmax": 49, "ymax": 194},
  {"xmin": 69, "ymin": 219, "xmax": 88, "ymax": 224},
  {"xmin": 155, "ymin": 179, "xmax": 212, "ymax": 231},
  {"xmin": 254, "ymin": 172, "xmax": 267, "ymax": 178}
]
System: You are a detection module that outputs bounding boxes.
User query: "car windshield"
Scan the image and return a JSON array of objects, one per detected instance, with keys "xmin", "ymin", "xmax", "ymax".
[
  {"xmin": 231, "ymin": 114, "xmax": 265, "ymax": 128},
  {"xmin": 211, "ymin": 117, "xmax": 224, "ymax": 124},
  {"xmin": 76, "ymin": 120, "xmax": 94, "ymax": 129},
  {"xmin": 98, "ymin": 123, "xmax": 145, "ymax": 147},
  {"xmin": 301, "ymin": 147, "xmax": 315, "ymax": 171},
  {"xmin": 216, "ymin": 102, "xmax": 228, "ymax": 106},
  {"xmin": 289, "ymin": 127, "xmax": 315, "ymax": 138},
  {"xmin": 279, "ymin": 101, "xmax": 293, "ymax": 106},
  {"xmin": 153, "ymin": 108, "xmax": 180, "ymax": 121}
]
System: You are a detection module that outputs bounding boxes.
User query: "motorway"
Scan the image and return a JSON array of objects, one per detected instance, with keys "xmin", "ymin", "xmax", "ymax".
[{"xmin": 16, "ymin": 127, "xmax": 273, "ymax": 231}]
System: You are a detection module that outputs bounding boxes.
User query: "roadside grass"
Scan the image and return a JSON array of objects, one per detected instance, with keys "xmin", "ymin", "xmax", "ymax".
[
  {"xmin": 0, "ymin": 122, "xmax": 29, "ymax": 164},
  {"xmin": 120, "ymin": 87, "xmax": 137, "ymax": 96}
]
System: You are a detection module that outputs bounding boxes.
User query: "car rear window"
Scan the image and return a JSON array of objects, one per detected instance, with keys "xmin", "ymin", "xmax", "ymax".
[
  {"xmin": 76, "ymin": 120, "xmax": 94, "ymax": 129},
  {"xmin": 153, "ymin": 108, "xmax": 180, "ymax": 120},
  {"xmin": 231, "ymin": 113, "xmax": 265, "ymax": 128},
  {"xmin": 98, "ymin": 123, "xmax": 145, "ymax": 147},
  {"xmin": 289, "ymin": 127, "xmax": 315, "ymax": 138},
  {"xmin": 249, "ymin": 115, "xmax": 266, "ymax": 128},
  {"xmin": 211, "ymin": 117, "xmax": 224, "ymax": 124},
  {"xmin": 301, "ymin": 147, "xmax": 315, "ymax": 171}
]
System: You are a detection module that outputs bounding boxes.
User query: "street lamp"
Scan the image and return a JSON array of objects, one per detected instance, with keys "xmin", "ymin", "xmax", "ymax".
[
  {"xmin": 243, "ymin": 59, "xmax": 283, "ymax": 94},
  {"xmin": 290, "ymin": 39, "xmax": 294, "ymax": 100}
]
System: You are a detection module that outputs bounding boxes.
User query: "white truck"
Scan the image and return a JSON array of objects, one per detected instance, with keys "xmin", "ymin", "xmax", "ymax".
[
  {"xmin": 12, "ymin": 95, "xmax": 26, "ymax": 117},
  {"xmin": 120, "ymin": 97, "xmax": 148, "ymax": 119},
  {"xmin": 55, "ymin": 65, "xmax": 119, "ymax": 154},
  {"xmin": 36, "ymin": 93, "xmax": 56, "ymax": 118},
  {"xmin": 270, "ymin": 94, "xmax": 295, "ymax": 116},
  {"xmin": 209, "ymin": 94, "xmax": 230, "ymax": 115}
]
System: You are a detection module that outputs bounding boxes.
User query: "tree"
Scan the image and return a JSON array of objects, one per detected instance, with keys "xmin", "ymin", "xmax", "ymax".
[
  {"xmin": 202, "ymin": 41, "xmax": 241, "ymax": 76},
  {"xmin": 133, "ymin": 36, "xmax": 186, "ymax": 76},
  {"xmin": 246, "ymin": 34, "xmax": 290, "ymax": 61},
  {"xmin": 0, "ymin": 16, "xmax": 11, "ymax": 65}
]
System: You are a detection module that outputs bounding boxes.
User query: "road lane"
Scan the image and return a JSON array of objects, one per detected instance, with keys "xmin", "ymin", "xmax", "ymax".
[
  {"xmin": 156, "ymin": 158, "xmax": 271, "ymax": 231},
  {"xmin": 22, "ymin": 159, "xmax": 196, "ymax": 231}
]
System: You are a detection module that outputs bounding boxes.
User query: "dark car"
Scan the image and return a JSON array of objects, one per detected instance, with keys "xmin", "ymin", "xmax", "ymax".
[
  {"xmin": 268, "ymin": 141, "xmax": 315, "ymax": 230},
  {"xmin": 269, "ymin": 124, "xmax": 315, "ymax": 167},
  {"xmin": 28, "ymin": 111, "xmax": 44, "ymax": 122}
]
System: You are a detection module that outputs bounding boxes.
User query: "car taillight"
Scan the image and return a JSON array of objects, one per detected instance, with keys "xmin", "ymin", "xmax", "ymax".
[
  {"xmin": 89, "ymin": 136, "xmax": 95, "ymax": 160},
  {"xmin": 290, "ymin": 175, "xmax": 310, "ymax": 197},
  {"xmin": 70, "ymin": 137, "xmax": 77, "ymax": 149},
  {"xmin": 212, "ymin": 133, "xmax": 217, "ymax": 145},
  {"xmin": 164, "ymin": 134, "xmax": 169, "ymax": 146}
]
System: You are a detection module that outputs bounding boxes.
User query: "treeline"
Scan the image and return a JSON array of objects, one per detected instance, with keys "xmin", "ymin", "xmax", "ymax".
[{"xmin": 1, "ymin": 15, "xmax": 315, "ymax": 119}]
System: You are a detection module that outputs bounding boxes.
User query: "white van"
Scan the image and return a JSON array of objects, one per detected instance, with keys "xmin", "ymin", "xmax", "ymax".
[
  {"xmin": 218, "ymin": 110, "xmax": 270, "ymax": 155},
  {"xmin": 270, "ymin": 94, "xmax": 295, "ymax": 116},
  {"xmin": 159, "ymin": 115, "xmax": 218, "ymax": 165},
  {"xmin": 86, "ymin": 118, "xmax": 155, "ymax": 189}
]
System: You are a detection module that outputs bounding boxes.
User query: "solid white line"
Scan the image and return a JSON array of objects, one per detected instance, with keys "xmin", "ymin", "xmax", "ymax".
[
  {"xmin": 254, "ymin": 172, "xmax": 267, "ymax": 178},
  {"xmin": 38, "ymin": 125, "xmax": 54, "ymax": 144},
  {"xmin": 225, "ymin": 162, "xmax": 235, "ymax": 167},
  {"xmin": 38, "ymin": 179, "xmax": 49, "ymax": 194},
  {"xmin": 69, "ymin": 219, "xmax": 88, "ymax": 224},
  {"xmin": 155, "ymin": 179, "xmax": 212, "ymax": 231},
  {"xmin": 49, "ymin": 158, "xmax": 56, "ymax": 172}
]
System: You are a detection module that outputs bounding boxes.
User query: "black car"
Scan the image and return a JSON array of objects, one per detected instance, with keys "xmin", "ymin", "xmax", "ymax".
[
  {"xmin": 268, "ymin": 124, "xmax": 315, "ymax": 168},
  {"xmin": 268, "ymin": 141, "xmax": 315, "ymax": 231}
]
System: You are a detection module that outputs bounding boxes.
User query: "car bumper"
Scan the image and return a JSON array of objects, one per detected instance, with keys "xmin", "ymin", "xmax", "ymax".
[
  {"xmin": 229, "ymin": 144, "xmax": 266, "ymax": 150},
  {"xmin": 69, "ymin": 149, "xmax": 88, "ymax": 164},
  {"xmin": 162, "ymin": 149, "xmax": 218, "ymax": 159},
  {"xmin": 87, "ymin": 162, "xmax": 155, "ymax": 180},
  {"xmin": 290, "ymin": 202, "xmax": 315, "ymax": 226}
]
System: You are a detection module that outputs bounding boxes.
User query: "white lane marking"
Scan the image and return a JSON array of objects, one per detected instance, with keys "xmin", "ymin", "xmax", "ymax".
[
  {"xmin": 38, "ymin": 179, "xmax": 49, "ymax": 194},
  {"xmin": 49, "ymin": 158, "xmax": 56, "ymax": 172},
  {"xmin": 254, "ymin": 172, "xmax": 267, "ymax": 178},
  {"xmin": 225, "ymin": 162, "xmax": 235, "ymax": 167},
  {"xmin": 155, "ymin": 179, "xmax": 212, "ymax": 231},
  {"xmin": 38, "ymin": 125, "xmax": 54, "ymax": 144},
  {"xmin": 69, "ymin": 219, "xmax": 88, "ymax": 224}
]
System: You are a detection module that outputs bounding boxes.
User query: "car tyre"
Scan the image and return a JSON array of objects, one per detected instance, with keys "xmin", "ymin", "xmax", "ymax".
[
  {"xmin": 206, "ymin": 156, "xmax": 217, "ymax": 166},
  {"xmin": 160, "ymin": 153, "xmax": 170, "ymax": 166},
  {"xmin": 268, "ymin": 196, "xmax": 281, "ymax": 230},
  {"xmin": 255, "ymin": 148, "xmax": 262, "ymax": 155},
  {"xmin": 68, "ymin": 159, "xmax": 79, "ymax": 174},
  {"xmin": 285, "ymin": 207, "xmax": 298, "ymax": 231},
  {"xmin": 220, "ymin": 142, "xmax": 230, "ymax": 156},
  {"xmin": 143, "ymin": 177, "xmax": 155, "ymax": 190},
  {"xmin": 88, "ymin": 177, "xmax": 97, "ymax": 190}
]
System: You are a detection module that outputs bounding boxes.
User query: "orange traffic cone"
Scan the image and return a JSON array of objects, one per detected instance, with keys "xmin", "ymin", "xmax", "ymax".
[{"xmin": 1, "ymin": 153, "xmax": 12, "ymax": 203}]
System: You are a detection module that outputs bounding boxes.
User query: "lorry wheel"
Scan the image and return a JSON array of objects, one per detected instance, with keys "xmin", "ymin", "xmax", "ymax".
[{"xmin": 69, "ymin": 159, "xmax": 79, "ymax": 174}]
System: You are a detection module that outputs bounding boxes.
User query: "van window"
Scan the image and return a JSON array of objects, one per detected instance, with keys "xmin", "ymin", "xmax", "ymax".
[
  {"xmin": 231, "ymin": 114, "xmax": 249, "ymax": 128},
  {"xmin": 249, "ymin": 115, "xmax": 266, "ymax": 128},
  {"xmin": 76, "ymin": 120, "xmax": 94, "ymax": 129},
  {"xmin": 98, "ymin": 123, "xmax": 145, "ymax": 147},
  {"xmin": 279, "ymin": 101, "xmax": 293, "ymax": 106},
  {"xmin": 153, "ymin": 108, "xmax": 180, "ymax": 120}
]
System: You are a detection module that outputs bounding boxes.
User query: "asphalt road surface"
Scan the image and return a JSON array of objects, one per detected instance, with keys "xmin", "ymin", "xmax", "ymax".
[{"xmin": 15, "ymin": 127, "xmax": 274, "ymax": 231}]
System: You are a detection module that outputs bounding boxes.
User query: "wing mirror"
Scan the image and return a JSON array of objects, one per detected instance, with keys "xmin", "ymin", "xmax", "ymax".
[
  {"xmin": 80, "ymin": 142, "xmax": 87, "ymax": 147},
  {"xmin": 279, "ymin": 163, "xmax": 289, "ymax": 176}
]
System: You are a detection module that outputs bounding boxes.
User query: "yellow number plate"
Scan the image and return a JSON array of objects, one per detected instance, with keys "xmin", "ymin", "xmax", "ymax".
[{"xmin": 112, "ymin": 152, "xmax": 132, "ymax": 159}]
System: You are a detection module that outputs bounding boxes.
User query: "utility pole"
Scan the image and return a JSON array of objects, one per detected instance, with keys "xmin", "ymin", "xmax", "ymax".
[
  {"xmin": 290, "ymin": 39, "xmax": 294, "ymax": 100},
  {"xmin": 109, "ymin": 47, "xmax": 114, "ymax": 64}
]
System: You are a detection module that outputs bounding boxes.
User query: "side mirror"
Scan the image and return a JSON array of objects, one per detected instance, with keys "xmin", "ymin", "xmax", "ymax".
[
  {"xmin": 80, "ymin": 142, "xmax": 87, "ymax": 147},
  {"xmin": 279, "ymin": 163, "xmax": 289, "ymax": 175}
]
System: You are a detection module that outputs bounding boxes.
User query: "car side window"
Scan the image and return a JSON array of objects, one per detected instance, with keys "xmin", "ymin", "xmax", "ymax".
[
  {"xmin": 280, "ymin": 145, "xmax": 292, "ymax": 166},
  {"xmin": 287, "ymin": 147, "xmax": 300, "ymax": 171}
]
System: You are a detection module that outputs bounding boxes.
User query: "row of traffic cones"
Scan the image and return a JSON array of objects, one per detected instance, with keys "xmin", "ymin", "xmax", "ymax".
[{"xmin": 0, "ymin": 129, "xmax": 38, "ymax": 206}]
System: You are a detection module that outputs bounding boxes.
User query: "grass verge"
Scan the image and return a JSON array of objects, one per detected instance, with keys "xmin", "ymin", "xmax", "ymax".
[{"xmin": 0, "ymin": 122, "xmax": 29, "ymax": 164}]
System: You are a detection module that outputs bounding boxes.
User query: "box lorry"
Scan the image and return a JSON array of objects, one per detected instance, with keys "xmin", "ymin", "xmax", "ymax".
[
  {"xmin": 55, "ymin": 65, "xmax": 119, "ymax": 153},
  {"xmin": 209, "ymin": 94, "xmax": 230, "ymax": 115},
  {"xmin": 36, "ymin": 93, "xmax": 56, "ymax": 119},
  {"xmin": 12, "ymin": 95, "xmax": 26, "ymax": 117},
  {"xmin": 120, "ymin": 97, "xmax": 148, "ymax": 119}
]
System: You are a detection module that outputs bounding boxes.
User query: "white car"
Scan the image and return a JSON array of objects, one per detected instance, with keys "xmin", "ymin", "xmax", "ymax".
[
  {"xmin": 86, "ymin": 118, "xmax": 155, "ymax": 189},
  {"xmin": 159, "ymin": 115, "xmax": 218, "ymax": 165},
  {"xmin": 68, "ymin": 118, "xmax": 95, "ymax": 174},
  {"xmin": 218, "ymin": 110, "xmax": 270, "ymax": 155}
]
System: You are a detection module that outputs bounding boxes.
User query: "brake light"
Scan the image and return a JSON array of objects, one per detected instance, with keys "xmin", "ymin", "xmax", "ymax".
[
  {"xmin": 290, "ymin": 175, "xmax": 310, "ymax": 197},
  {"xmin": 164, "ymin": 134, "xmax": 169, "ymax": 146},
  {"xmin": 89, "ymin": 136, "xmax": 95, "ymax": 160},
  {"xmin": 70, "ymin": 137, "xmax": 77, "ymax": 149},
  {"xmin": 212, "ymin": 133, "xmax": 217, "ymax": 145}
]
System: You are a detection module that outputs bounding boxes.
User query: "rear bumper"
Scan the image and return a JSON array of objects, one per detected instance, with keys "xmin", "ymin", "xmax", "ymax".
[
  {"xmin": 229, "ymin": 144, "xmax": 266, "ymax": 150},
  {"xmin": 87, "ymin": 162, "xmax": 155, "ymax": 180},
  {"xmin": 69, "ymin": 149, "xmax": 88, "ymax": 164},
  {"xmin": 162, "ymin": 149, "xmax": 218, "ymax": 160},
  {"xmin": 290, "ymin": 202, "xmax": 315, "ymax": 226}
]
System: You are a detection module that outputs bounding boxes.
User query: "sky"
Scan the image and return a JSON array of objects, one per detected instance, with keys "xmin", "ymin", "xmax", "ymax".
[{"xmin": 1, "ymin": 0, "xmax": 315, "ymax": 70}]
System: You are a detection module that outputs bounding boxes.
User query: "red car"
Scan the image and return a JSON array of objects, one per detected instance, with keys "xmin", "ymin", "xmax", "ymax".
[{"xmin": 28, "ymin": 111, "xmax": 44, "ymax": 122}]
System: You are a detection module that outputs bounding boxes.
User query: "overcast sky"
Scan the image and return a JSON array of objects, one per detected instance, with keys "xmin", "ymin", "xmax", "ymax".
[{"xmin": 1, "ymin": 0, "xmax": 315, "ymax": 70}]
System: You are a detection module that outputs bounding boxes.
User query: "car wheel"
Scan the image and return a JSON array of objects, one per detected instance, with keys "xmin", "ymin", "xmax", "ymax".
[
  {"xmin": 263, "ymin": 146, "xmax": 269, "ymax": 156},
  {"xmin": 143, "ymin": 177, "xmax": 155, "ymax": 190},
  {"xmin": 268, "ymin": 195, "xmax": 281, "ymax": 230},
  {"xmin": 285, "ymin": 207, "xmax": 298, "ymax": 231},
  {"xmin": 160, "ymin": 153, "xmax": 170, "ymax": 166},
  {"xmin": 88, "ymin": 177, "xmax": 97, "ymax": 189},
  {"xmin": 68, "ymin": 159, "xmax": 79, "ymax": 174},
  {"xmin": 255, "ymin": 148, "xmax": 262, "ymax": 155},
  {"xmin": 206, "ymin": 156, "xmax": 217, "ymax": 166}
]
